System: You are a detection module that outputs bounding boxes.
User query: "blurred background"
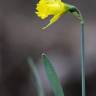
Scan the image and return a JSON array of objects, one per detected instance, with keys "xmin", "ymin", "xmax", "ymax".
[{"xmin": 0, "ymin": 0, "xmax": 96, "ymax": 96}]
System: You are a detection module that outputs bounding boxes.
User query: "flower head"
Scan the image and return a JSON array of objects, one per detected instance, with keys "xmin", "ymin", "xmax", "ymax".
[{"xmin": 36, "ymin": 0, "xmax": 70, "ymax": 29}]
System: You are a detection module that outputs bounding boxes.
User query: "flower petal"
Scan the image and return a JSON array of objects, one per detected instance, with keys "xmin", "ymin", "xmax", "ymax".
[{"xmin": 42, "ymin": 13, "xmax": 61, "ymax": 29}]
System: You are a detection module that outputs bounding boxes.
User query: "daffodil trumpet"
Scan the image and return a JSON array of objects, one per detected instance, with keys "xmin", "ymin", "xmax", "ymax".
[{"xmin": 35, "ymin": 0, "xmax": 83, "ymax": 29}]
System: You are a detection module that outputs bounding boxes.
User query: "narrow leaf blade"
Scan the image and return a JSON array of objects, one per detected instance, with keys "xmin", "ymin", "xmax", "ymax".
[
  {"xmin": 42, "ymin": 53, "xmax": 64, "ymax": 96},
  {"xmin": 27, "ymin": 57, "xmax": 44, "ymax": 96}
]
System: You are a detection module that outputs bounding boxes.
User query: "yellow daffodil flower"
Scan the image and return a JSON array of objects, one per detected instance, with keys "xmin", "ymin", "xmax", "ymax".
[
  {"xmin": 36, "ymin": 0, "xmax": 70, "ymax": 29},
  {"xmin": 36, "ymin": 0, "xmax": 83, "ymax": 29}
]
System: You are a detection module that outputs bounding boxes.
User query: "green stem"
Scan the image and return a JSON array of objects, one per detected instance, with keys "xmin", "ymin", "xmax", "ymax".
[
  {"xmin": 80, "ymin": 22, "xmax": 85, "ymax": 96},
  {"xmin": 68, "ymin": 5, "xmax": 85, "ymax": 96}
]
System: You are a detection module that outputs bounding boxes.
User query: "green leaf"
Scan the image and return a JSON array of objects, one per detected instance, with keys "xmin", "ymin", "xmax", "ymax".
[
  {"xmin": 42, "ymin": 53, "xmax": 64, "ymax": 96},
  {"xmin": 27, "ymin": 57, "xmax": 45, "ymax": 96}
]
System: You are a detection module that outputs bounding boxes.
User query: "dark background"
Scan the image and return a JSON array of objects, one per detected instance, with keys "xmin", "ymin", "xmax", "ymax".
[{"xmin": 0, "ymin": 0, "xmax": 96, "ymax": 96}]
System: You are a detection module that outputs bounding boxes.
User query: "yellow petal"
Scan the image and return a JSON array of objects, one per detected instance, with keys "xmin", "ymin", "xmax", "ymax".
[
  {"xmin": 42, "ymin": 13, "xmax": 61, "ymax": 29},
  {"xmin": 55, "ymin": 0, "xmax": 61, "ymax": 2},
  {"xmin": 41, "ymin": 0, "xmax": 57, "ymax": 3}
]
